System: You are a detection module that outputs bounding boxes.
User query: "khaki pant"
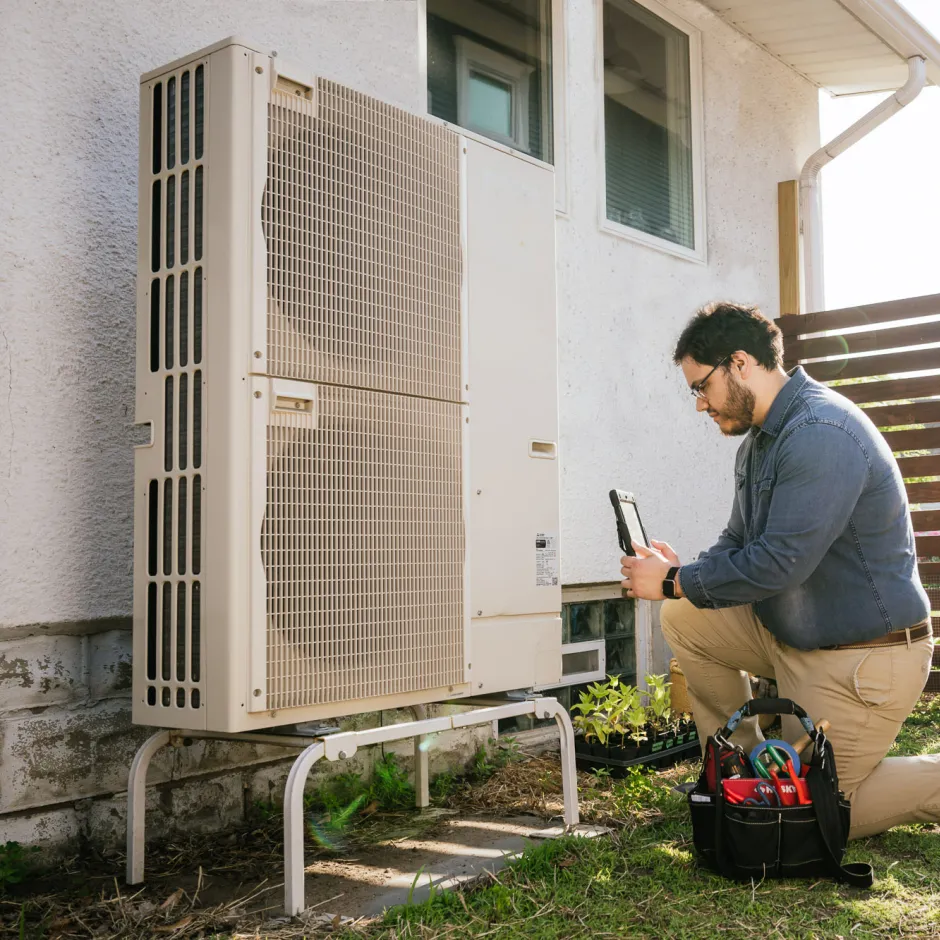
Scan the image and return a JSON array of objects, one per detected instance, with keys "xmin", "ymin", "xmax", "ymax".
[{"xmin": 661, "ymin": 598, "xmax": 940, "ymax": 839}]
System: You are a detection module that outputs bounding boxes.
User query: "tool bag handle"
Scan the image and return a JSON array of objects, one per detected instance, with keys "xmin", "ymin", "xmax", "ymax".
[{"xmin": 719, "ymin": 697, "xmax": 817, "ymax": 739}]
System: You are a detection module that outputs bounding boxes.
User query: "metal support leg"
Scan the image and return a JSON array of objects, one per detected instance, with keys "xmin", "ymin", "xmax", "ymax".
[
  {"xmin": 536, "ymin": 699, "xmax": 580, "ymax": 827},
  {"xmin": 126, "ymin": 730, "xmax": 171, "ymax": 885},
  {"xmin": 410, "ymin": 705, "xmax": 430, "ymax": 809},
  {"xmin": 124, "ymin": 701, "xmax": 579, "ymax": 917},
  {"xmin": 283, "ymin": 741, "xmax": 326, "ymax": 917}
]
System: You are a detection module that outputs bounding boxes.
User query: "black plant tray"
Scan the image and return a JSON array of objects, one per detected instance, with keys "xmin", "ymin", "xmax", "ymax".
[{"xmin": 575, "ymin": 729, "xmax": 700, "ymax": 775}]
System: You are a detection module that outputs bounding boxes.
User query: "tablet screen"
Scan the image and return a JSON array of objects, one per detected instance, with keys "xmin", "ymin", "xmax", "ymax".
[{"xmin": 620, "ymin": 498, "xmax": 649, "ymax": 549}]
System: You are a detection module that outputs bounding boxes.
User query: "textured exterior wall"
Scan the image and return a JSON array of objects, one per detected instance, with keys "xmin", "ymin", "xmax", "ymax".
[
  {"xmin": 0, "ymin": 1, "xmax": 423, "ymax": 630},
  {"xmin": 0, "ymin": 0, "xmax": 442, "ymax": 856},
  {"xmin": 557, "ymin": 0, "xmax": 819, "ymax": 586},
  {"xmin": 0, "ymin": 0, "xmax": 817, "ymax": 854}
]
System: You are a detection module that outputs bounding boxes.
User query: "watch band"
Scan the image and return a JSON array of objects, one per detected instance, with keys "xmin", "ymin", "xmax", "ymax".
[{"xmin": 662, "ymin": 566, "xmax": 680, "ymax": 599}]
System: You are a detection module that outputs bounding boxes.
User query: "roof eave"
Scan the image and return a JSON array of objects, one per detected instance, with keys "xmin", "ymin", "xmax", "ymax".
[{"xmin": 834, "ymin": 0, "xmax": 940, "ymax": 95}]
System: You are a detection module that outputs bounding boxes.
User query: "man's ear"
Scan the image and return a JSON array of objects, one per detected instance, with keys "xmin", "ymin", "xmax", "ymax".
[{"xmin": 731, "ymin": 350, "xmax": 750, "ymax": 379}]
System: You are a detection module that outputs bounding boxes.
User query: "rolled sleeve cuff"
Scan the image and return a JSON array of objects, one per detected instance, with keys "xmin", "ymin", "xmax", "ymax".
[{"xmin": 679, "ymin": 562, "xmax": 715, "ymax": 609}]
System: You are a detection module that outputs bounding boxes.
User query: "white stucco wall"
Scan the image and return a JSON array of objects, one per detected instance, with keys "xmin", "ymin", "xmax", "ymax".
[
  {"xmin": 0, "ymin": 0, "xmax": 441, "ymax": 854},
  {"xmin": 0, "ymin": 0, "xmax": 424, "ymax": 631},
  {"xmin": 557, "ymin": 0, "xmax": 819, "ymax": 586},
  {"xmin": 0, "ymin": 0, "xmax": 817, "ymax": 853}
]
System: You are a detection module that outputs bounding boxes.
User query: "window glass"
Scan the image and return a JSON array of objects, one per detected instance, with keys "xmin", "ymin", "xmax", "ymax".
[
  {"xmin": 468, "ymin": 72, "xmax": 514, "ymax": 137},
  {"xmin": 427, "ymin": 0, "xmax": 553, "ymax": 163},
  {"xmin": 603, "ymin": 0, "xmax": 694, "ymax": 249}
]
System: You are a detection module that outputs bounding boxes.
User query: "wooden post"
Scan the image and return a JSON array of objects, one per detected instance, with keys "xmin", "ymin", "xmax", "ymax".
[{"xmin": 778, "ymin": 180, "xmax": 801, "ymax": 316}]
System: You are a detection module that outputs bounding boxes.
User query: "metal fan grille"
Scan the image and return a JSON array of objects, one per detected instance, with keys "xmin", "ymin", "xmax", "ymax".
[
  {"xmin": 263, "ymin": 78, "xmax": 462, "ymax": 402},
  {"xmin": 263, "ymin": 385, "xmax": 465, "ymax": 709}
]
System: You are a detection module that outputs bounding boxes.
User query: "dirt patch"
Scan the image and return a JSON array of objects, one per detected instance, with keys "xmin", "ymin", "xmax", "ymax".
[{"xmin": 1, "ymin": 751, "xmax": 673, "ymax": 937}]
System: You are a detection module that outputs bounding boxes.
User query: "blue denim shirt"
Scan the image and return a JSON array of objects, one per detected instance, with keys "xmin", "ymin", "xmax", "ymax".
[{"xmin": 679, "ymin": 367, "xmax": 929, "ymax": 649}]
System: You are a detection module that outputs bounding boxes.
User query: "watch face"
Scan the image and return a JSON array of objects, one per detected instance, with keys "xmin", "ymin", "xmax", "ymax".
[{"xmin": 663, "ymin": 579, "xmax": 677, "ymax": 599}]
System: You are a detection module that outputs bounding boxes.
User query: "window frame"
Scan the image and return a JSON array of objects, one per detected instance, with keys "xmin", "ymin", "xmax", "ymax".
[
  {"xmin": 418, "ymin": 0, "xmax": 570, "ymax": 214},
  {"xmin": 595, "ymin": 0, "xmax": 706, "ymax": 264}
]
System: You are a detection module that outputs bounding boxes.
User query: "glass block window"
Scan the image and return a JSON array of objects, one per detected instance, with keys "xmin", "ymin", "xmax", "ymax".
[
  {"xmin": 564, "ymin": 602, "xmax": 603, "ymax": 643},
  {"xmin": 602, "ymin": 0, "xmax": 697, "ymax": 251},
  {"xmin": 498, "ymin": 595, "xmax": 636, "ymax": 734},
  {"xmin": 427, "ymin": 0, "xmax": 553, "ymax": 163}
]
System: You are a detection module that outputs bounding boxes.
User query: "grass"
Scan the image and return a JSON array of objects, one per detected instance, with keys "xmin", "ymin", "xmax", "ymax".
[{"xmin": 361, "ymin": 699, "xmax": 940, "ymax": 940}]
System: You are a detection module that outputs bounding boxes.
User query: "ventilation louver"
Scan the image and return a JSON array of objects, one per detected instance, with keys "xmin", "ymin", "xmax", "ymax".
[{"xmin": 141, "ymin": 61, "xmax": 206, "ymax": 716}]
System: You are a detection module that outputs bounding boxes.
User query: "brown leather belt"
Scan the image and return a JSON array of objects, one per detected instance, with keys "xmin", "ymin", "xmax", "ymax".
[{"xmin": 822, "ymin": 620, "xmax": 932, "ymax": 651}]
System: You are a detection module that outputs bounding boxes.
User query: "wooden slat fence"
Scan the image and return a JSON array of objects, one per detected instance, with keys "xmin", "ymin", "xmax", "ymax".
[{"xmin": 780, "ymin": 292, "xmax": 940, "ymax": 692}]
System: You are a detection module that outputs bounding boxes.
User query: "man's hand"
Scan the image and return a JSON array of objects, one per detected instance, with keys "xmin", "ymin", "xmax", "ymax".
[
  {"xmin": 620, "ymin": 541, "xmax": 679, "ymax": 600},
  {"xmin": 650, "ymin": 539, "xmax": 680, "ymax": 565}
]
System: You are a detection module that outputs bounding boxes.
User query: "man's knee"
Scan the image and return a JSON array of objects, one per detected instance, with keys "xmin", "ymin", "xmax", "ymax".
[{"xmin": 660, "ymin": 597, "xmax": 698, "ymax": 646}]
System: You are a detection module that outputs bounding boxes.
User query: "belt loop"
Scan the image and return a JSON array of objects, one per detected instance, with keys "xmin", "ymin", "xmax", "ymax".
[{"xmin": 905, "ymin": 627, "xmax": 911, "ymax": 649}]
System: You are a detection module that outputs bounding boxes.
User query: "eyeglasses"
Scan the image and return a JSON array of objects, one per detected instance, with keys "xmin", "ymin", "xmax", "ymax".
[{"xmin": 690, "ymin": 356, "xmax": 729, "ymax": 400}]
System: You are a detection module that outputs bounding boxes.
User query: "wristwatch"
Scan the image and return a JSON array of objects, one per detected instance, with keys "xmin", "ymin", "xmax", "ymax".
[{"xmin": 662, "ymin": 566, "xmax": 681, "ymax": 599}]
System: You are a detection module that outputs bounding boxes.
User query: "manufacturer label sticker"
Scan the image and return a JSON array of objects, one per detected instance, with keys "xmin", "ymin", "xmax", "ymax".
[{"xmin": 535, "ymin": 533, "xmax": 559, "ymax": 587}]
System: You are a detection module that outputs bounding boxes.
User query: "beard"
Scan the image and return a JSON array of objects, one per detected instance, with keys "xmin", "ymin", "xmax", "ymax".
[{"xmin": 713, "ymin": 372, "xmax": 756, "ymax": 436}]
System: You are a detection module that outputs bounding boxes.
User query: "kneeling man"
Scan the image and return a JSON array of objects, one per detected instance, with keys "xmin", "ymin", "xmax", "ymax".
[{"xmin": 621, "ymin": 302, "xmax": 939, "ymax": 839}]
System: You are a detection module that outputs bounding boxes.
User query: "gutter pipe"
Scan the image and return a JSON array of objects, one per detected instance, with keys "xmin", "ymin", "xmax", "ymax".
[{"xmin": 800, "ymin": 55, "xmax": 927, "ymax": 313}]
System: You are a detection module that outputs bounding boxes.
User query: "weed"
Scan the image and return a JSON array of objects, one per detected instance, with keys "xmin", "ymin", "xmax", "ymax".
[
  {"xmin": 369, "ymin": 752, "xmax": 414, "ymax": 809},
  {"xmin": 611, "ymin": 766, "xmax": 658, "ymax": 814},
  {"xmin": 406, "ymin": 865, "xmax": 438, "ymax": 906},
  {"xmin": 469, "ymin": 737, "xmax": 522, "ymax": 783},
  {"xmin": 250, "ymin": 799, "xmax": 279, "ymax": 823},
  {"xmin": 429, "ymin": 770, "xmax": 457, "ymax": 803},
  {"xmin": 0, "ymin": 843, "xmax": 37, "ymax": 893},
  {"xmin": 304, "ymin": 753, "xmax": 416, "ymax": 842}
]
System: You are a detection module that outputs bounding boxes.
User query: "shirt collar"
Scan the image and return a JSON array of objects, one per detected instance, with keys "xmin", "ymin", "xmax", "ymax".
[{"xmin": 755, "ymin": 366, "xmax": 808, "ymax": 438}]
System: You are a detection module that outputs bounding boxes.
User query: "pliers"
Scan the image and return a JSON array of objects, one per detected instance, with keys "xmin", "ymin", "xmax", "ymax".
[
  {"xmin": 765, "ymin": 745, "xmax": 811, "ymax": 805},
  {"xmin": 742, "ymin": 782, "xmax": 779, "ymax": 807}
]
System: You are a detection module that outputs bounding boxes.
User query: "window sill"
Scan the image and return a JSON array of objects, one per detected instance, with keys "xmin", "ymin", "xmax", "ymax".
[{"xmin": 599, "ymin": 217, "xmax": 706, "ymax": 265}]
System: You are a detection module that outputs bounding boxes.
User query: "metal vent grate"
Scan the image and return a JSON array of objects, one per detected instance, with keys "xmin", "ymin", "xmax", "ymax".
[
  {"xmin": 144, "ymin": 62, "xmax": 207, "ymax": 713},
  {"xmin": 262, "ymin": 79, "xmax": 462, "ymax": 402},
  {"xmin": 262, "ymin": 385, "xmax": 465, "ymax": 710}
]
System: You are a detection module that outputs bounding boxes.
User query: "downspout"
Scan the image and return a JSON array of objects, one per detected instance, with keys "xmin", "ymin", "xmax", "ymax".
[{"xmin": 800, "ymin": 55, "xmax": 926, "ymax": 313}]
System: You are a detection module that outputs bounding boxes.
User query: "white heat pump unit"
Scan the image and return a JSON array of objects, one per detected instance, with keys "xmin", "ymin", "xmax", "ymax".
[{"xmin": 134, "ymin": 37, "xmax": 562, "ymax": 733}]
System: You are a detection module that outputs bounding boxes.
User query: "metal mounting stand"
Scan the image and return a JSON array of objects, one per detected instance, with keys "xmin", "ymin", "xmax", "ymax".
[{"xmin": 125, "ymin": 697, "xmax": 579, "ymax": 917}]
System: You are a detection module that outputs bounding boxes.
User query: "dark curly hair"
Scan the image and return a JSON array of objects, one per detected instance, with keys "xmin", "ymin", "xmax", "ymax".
[{"xmin": 672, "ymin": 302, "xmax": 783, "ymax": 371}]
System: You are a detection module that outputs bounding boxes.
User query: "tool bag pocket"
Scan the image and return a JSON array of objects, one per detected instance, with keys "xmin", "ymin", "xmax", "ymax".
[
  {"xmin": 689, "ymin": 787, "xmax": 851, "ymax": 880},
  {"xmin": 686, "ymin": 698, "xmax": 871, "ymax": 887}
]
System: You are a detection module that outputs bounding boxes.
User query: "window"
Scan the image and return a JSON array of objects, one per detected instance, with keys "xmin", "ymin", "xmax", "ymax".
[
  {"xmin": 426, "ymin": 0, "xmax": 554, "ymax": 165},
  {"xmin": 601, "ymin": 0, "xmax": 703, "ymax": 258}
]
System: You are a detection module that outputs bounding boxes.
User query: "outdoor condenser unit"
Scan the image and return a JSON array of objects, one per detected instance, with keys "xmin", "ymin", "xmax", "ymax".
[{"xmin": 134, "ymin": 37, "xmax": 563, "ymax": 733}]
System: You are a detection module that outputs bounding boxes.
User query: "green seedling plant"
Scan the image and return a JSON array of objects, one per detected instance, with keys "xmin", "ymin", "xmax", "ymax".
[
  {"xmin": 572, "ymin": 676, "xmax": 627, "ymax": 745},
  {"xmin": 644, "ymin": 673, "xmax": 673, "ymax": 734},
  {"xmin": 572, "ymin": 675, "xmax": 693, "ymax": 748},
  {"xmin": 621, "ymin": 685, "xmax": 650, "ymax": 746}
]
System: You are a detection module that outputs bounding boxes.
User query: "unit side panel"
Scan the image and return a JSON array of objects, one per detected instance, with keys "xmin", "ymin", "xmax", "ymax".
[
  {"xmin": 201, "ymin": 47, "xmax": 269, "ymax": 731},
  {"xmin": 465, "ymin": 139, "xmax": 561, "ymax": 621}
]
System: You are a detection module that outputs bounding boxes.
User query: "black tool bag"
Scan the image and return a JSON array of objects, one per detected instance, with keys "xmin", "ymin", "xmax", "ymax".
[{"xmin": 687, "ymin": 698, "xmax": 873, "ymax": 887}]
